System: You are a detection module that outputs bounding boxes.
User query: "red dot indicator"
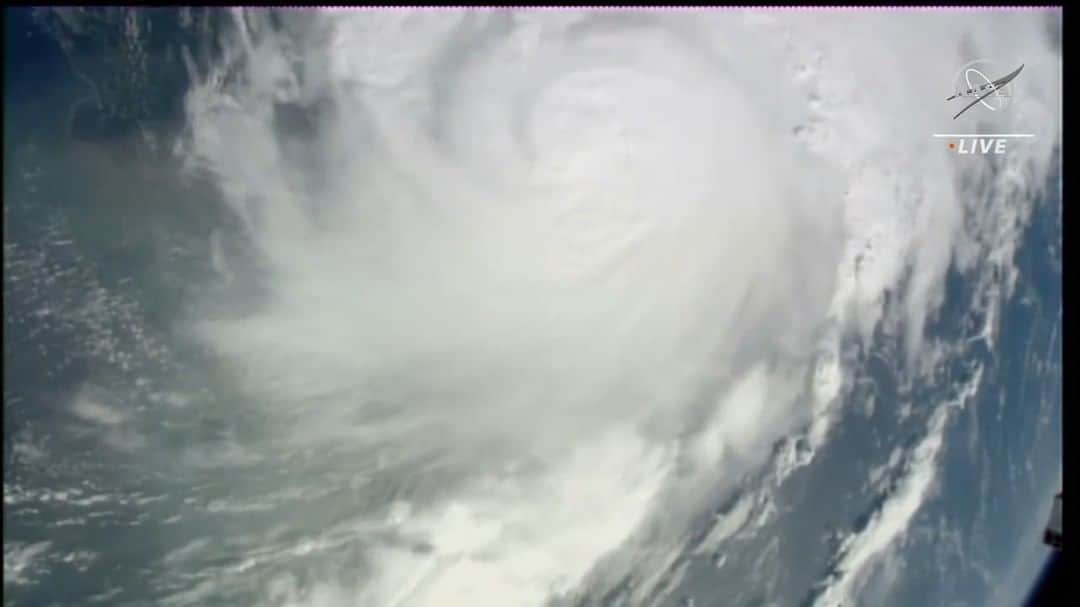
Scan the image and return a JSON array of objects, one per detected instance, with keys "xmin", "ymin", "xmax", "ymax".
[{"xmin": 948, "ymin": 142, "xmax": 956, "ymax": 150}]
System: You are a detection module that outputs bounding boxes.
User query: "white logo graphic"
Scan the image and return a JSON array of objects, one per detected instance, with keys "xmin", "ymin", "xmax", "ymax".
[{"xmin": 946, "ymin": 59, "xmax": 1023, "ymax": 120}]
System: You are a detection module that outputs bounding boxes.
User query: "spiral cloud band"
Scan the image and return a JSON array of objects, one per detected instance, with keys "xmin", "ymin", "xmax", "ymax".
[{"xmin": 175, "ymin": 9, "xmax": 1059, "ymax": 606}]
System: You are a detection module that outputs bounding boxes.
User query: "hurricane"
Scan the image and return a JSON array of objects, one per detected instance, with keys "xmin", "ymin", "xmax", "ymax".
[{"xmin": 3, "ymin": 8, "xmax": 1062, "ymax": 607}]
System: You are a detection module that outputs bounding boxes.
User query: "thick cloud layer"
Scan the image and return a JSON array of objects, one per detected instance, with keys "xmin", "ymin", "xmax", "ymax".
[{"xmin": 175, "ymin": 9, "xmax": 1060, "ymax": 605}]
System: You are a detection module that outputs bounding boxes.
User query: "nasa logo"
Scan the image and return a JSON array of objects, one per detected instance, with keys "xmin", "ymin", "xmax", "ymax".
[
  {"xmin": 947, "ymin": 59, "xmax": 1023, "ymax": 120},
  {"xmin": 934, "ymin": 58, "xmax": 1034, "ymax": 156}
]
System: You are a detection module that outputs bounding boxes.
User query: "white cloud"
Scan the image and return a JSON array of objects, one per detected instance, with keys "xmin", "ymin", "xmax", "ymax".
[
  {"xmin": 3, "ymin": 541, "xmax": 51, "ymax": 587},
  {"xmin": 813, "ymin": 366, "xmax": 983, "ymax": 607},
  {"xmin": 177, "ymin": 9, "xmax": 1060, "ymax": 605}
]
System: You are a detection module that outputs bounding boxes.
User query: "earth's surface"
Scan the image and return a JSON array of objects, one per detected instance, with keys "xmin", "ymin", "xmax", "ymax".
[{"xmin": 3, "ymin": 8, "xmax": 1062, "ymax": 607}]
